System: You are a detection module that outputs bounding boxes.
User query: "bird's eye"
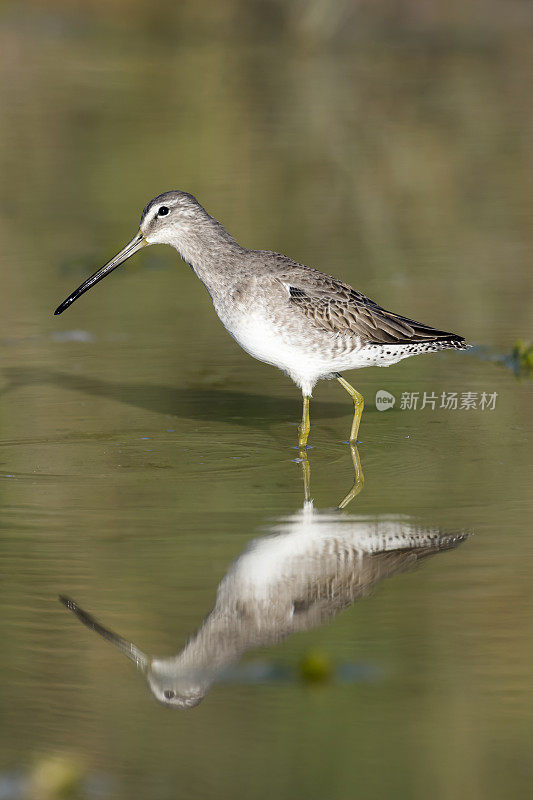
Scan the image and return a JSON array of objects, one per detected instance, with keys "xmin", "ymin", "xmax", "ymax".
[
  {"xmin": 158, "ymin": 206, "xmax": 170, "ymax": 216},
  {"xmin": 163, "ymin": 689, "xmax": 175, "ymax": 700}
]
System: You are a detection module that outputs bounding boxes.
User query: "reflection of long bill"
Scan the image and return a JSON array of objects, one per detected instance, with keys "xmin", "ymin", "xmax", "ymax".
[
  {"xmin": 59, "ymin": 595, "xmax": 148, "ymax": 672},
  {"xmin": 54, "ymin": 232, "xmax": 147, "ymax": 315}
]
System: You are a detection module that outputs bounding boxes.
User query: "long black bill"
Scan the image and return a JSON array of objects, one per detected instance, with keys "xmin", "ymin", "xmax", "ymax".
[
  {"xmin": 59, "ymin": 595, "xmax": 149, "ymax": 672},
  {"xmin": 54, "ymin": 231, "xmax": 147, "ymax": 315}
]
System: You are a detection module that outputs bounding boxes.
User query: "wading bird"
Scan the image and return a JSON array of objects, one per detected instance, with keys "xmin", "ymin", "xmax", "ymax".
[
  {"xmin": 60, "ymin": 507, "xmax": 466, "ymax": 709},
  {"xmin": 55, "ymin": 192, "xmax": 466, "ymax": 447}
]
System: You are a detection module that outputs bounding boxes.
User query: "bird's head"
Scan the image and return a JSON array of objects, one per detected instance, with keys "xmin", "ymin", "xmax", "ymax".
[
  {"xmin": 59, "ymin": 596, "xmax": 208, "ymax": 710},
  {"xmin": 139, "ymin": 190, "xmax": 207, "ymax": 246},
  {"xmin": 54, "ymin": 190, "xmax": 206, "ymax": 315},
  {"xmin": 146, "ymin": 659, "xmax": 208, "ymax": 709}
]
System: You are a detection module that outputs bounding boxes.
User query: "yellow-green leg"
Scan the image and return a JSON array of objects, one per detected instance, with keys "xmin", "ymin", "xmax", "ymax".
[
  {"xmin": 337, "ymin": 376, "xmax": 364, "ymax": 443},
  {"xmin": 338, "ymin": 445, "xmax": 365, "ymax": 509},
  {"xmin": 298, "ymin": 395, "xmax": 311, "ymax": 449},
  {"xmin": 295, "ymin": 440, "xmax": 364, "ymax": 510},
  {"xmin": 299, "ymin": 451, "xmax": 311, "ymax": 503}
]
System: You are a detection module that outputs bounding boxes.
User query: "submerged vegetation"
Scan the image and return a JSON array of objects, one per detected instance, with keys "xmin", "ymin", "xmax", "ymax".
[{"xmin": 510, "ymin": 339, "xmax": 533, "ymax": 376}]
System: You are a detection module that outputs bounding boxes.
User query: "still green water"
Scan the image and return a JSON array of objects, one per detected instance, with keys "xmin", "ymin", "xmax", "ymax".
[{"xmin": 0, "ymin": 11, "xmax": 532, "ymax": 800}]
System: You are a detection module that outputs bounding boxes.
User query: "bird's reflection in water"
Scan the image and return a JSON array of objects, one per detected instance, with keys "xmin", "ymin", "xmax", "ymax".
[
  {"xmin": 298, "ymin": 445, "xmax": 365, "ymax": 509},
  {"xmin": 61, "ymin": 447, "xmax": 467, "ymax": 709}
]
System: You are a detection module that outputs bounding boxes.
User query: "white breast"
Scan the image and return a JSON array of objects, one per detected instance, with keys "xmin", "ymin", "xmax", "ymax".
[{"xmin": 211, "ymin": 291, "xmax": 402, "ymax": 396}]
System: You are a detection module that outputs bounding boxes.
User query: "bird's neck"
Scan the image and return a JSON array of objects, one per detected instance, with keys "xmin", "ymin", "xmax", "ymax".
[
  {"xmin": 174, "ymin": 615, "xmax": 249, "ymax": 676},
  {"xmin": 171, "ymin": 217, "xmax": 245, "ymax": 290}
]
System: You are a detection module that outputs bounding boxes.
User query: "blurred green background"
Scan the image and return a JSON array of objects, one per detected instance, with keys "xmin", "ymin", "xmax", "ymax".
[{"xmin": 0, "ymin": 1, "xmax": 532, "ymax": 799}]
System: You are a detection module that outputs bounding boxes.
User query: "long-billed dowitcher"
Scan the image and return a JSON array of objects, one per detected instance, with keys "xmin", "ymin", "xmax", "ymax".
[
  {"xmin": 59, "ymin": 513, "xmax": 466, "ymax": 708},
  {"xmin": 54, "ymin": 191, "xmax": 466, "ymax": 446}
]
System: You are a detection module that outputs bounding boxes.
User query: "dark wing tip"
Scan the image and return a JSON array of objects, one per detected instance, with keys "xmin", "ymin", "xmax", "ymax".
[{"xmin": 434, "ymin": 333, "xmax": 467, "ymax": 348}]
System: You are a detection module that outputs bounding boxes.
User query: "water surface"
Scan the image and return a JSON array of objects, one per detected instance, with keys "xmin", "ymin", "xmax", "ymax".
[{"xmin": 0, "ymin": 10, "xmax": 532, "ymax": 800}]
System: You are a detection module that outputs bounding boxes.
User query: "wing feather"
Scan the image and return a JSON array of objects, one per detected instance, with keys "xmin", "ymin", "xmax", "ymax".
[{"xmin": 278, "ymin": 270, "xmax": 464, "ymax": 346}]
